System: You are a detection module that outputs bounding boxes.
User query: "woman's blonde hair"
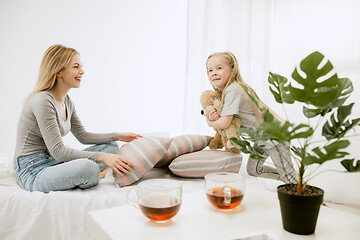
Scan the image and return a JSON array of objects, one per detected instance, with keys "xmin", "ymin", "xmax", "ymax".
[
  {"xmin": 206, "ymin": 52, "xmax": 279, "ymax": 120},
  {"xmin": 26, "ymin": 44, "xmax": 79, "ymax": 100}
]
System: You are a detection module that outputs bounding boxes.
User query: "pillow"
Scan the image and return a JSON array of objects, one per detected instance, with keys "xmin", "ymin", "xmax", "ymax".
[
  {"xmin": 114, "ymin": 136, "xmax": 172, "ymax": 187},
  {"xmin": 168, "ymin": 150, "xmax": 242, "ymax": 178},
  {"xmin": 155, "ymin": 134, "xmax": 212, "ymax": 168}
]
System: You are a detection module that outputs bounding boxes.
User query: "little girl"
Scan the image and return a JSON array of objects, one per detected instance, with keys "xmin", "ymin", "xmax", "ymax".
[{"xmin": 205, "ymin": 51, "xmax": 297, "ymax": 183}]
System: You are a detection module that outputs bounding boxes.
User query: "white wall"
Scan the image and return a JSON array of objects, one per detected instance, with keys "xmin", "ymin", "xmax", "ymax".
[
  {"xmin": 1, "ymin": 0, "xmax": 359, "ymax": 161},
  {"xmin": 0, "ymin": 0, "xmax": 187, "ymax": 152},
  {"xmin": 269, "ymin": 0, "xmax": 360, "ymax": 161},
  {"xmin": 268, "ymin": 0, "xmax": 360, "ymax": 204}
]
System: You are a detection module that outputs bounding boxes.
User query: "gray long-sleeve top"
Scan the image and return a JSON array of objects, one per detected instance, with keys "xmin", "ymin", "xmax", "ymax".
[{"xmin": 14, "ymin": 90, "xmax": 116, "ymax": 164}]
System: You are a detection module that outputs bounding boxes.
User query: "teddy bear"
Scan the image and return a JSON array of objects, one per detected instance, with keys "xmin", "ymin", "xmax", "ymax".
[{"xmin": 200, "ymin": 90, "xmax": 241, "ymax": 154}]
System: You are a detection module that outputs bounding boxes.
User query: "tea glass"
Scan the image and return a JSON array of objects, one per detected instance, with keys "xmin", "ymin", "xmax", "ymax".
[
  {"xmin": 205, "ymin": 172, "xmax": 245, "ymax": 211},
  {"xmin": 127, "ymin": 179, "xmax": 182, "ymax": 223}
]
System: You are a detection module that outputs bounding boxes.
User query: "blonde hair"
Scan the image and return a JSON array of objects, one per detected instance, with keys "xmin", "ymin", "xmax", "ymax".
[
  {"xmin": 26, "ymin": 44, "xmax": 79, "ymax": 100},
  {"xmin": 206, "ymin": 52, "xmax": 279, "ymax": 120}
]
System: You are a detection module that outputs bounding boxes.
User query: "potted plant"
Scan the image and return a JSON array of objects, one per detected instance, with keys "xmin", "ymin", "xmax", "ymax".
[{"xmin": 230, "ymin": 51, "xmax": 360, "ymax": 235}]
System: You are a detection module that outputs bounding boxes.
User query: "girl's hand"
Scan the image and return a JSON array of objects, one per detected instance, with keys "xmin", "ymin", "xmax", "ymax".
[
  {"xmin": 100, "ymin": 152, "xmax": 134, "ymax": 177},
  {"xmin": 116, "ymin": 132, "xmax": 143, "ymax": 142},
  {"xmin": 208, "ymin": 109, "xmax": 220, "ymax": 121},
  {"xmin": 206, "ymin": 117, "xmax": 214, "ymax": 127},
  {"xmin": 207, "ymin": 115, "xmax": 233, "ymax": 129}
]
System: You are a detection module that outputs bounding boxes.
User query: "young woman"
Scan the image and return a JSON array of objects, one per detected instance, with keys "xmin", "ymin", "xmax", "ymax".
[
  {"xmin": 205, "ymin": 51, "xmax": 297, "ymax": 183},
  {"xmin": 14, "ymin": 44, "xmax": 142, "ymax": 193}
]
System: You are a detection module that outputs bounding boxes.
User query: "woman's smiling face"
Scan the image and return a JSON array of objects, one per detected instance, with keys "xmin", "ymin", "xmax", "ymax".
[{"xmin": 57, "ymin": 53, "xmax": 84, "ymax": 89}]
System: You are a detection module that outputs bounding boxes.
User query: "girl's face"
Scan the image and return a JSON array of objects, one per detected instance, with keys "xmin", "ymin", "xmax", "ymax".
[
  {"xmin": 57, "ymin": 53, "xmax": 84, "ymax": 89},
  {"xmin": 207, "ymin": 56, "xmax": 232, "ymax": 90}
]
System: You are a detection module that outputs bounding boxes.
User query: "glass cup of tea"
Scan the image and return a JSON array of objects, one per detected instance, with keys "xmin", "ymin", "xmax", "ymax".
[
  {"xmin": 127, "ymin": 179, "xmax": 182, "ymax": 223},
  {"xmin": 205, "ymin": 172, "xmax": 245, "ymax": 211}
]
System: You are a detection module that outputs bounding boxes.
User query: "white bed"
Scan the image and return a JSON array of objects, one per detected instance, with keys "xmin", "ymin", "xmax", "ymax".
[
  {"xmin": 1, "ymin": 149, "xmax": 360, "ymax": 240},
  {"xmin": 0, "ymin": 159, "xmax": 204, "ymax": 240},
  {"xmin": 0, "ymin": 133, "xmax": 227, "ymax": 240}
]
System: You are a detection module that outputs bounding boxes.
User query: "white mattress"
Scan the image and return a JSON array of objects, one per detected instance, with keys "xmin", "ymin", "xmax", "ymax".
[
  {"xmin": 0, "ymin": 167, "xmax": 205, "ymax": 240},
  {"xmin": 1, "ymin": 150, "xmax": 359, "ymax": 240}
]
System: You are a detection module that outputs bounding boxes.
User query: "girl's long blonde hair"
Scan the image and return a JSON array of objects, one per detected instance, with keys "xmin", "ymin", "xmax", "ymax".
[
  {"xmin": 206, "ymin": 52, "xmax": 280, "ymax": 120},
  {"xmin": 26, "ymin": 44, "xmax": 79, "ymax": 101}
]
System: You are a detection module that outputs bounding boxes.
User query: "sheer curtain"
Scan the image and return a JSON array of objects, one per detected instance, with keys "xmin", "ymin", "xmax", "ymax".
[
  {"xmin": 183, "ymin": 0, "xmax": 274, "ymax": 135},
  {"xmin": 184, "ymin": 0, "xmax": 360, "ymax": 205},
  {"xmin": 184, "ymin": 0, "xmax": 360, "ymax": 134}
]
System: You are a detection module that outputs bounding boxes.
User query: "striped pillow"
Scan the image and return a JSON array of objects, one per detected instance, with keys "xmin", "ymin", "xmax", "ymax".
[
  {"xmin": 168, "ymin": 150, "xmax": 242, "ymax": 178},
  {"xmin": 154, "ymin": 135, "xmax": 212, "ymax": 168},
  {"xmin": 114, "ymin": 136, "xmax": 172, "ymax": 187}
]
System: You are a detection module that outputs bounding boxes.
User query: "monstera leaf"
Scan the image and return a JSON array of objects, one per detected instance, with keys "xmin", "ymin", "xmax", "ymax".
[
  {"xmin": 302, "ymin": 77, "xmax": 353, "ymax": 118},
  {"xmin": 230, "ymin": 138, "xmax": 265, "ymax": 160},
  {"xmin": 232, "ymin": 128, "xmax": 268, "ymax": 160},
  {"xmin": 257, "ymin": 108, "xmax": 314, "ymax": 143},
  {"xmin": 268, "ymin": 72, "xmax": 295, "ymax": 104},
  {"xmin": 236, "ymin": 127, "xmax": 268, "ymax": 143},
  {"xmin": 322, "ymin": 103, "xmax": 360, "ymax": 140},
  {"xmin": 232, "ymin": 51, "xmax": 360, "ymax": 193},
  {"xmin": 260, "ymin": 121, "xmax": 314, "ymax": 143},
  {"xmin": 302, "ymin": 106, "xmax": 326, "ymax": 118},
  {"xmin": 341, "ymin": 159, "xmax": 360, "ymax": 172},
  {"xmin": 303, "ymin": 140, "xmax": 350, "ymax": 165},
  {"xmin": 323, "ymin": 77, "xmax": 353, "ymax": 109},
  {"xmin": 291, "ymin": 146, "xmax": 305, "ymax": 159},
  {"xmin": 290, "ymin": 51, "xmax": 352, "ymax": 109}
]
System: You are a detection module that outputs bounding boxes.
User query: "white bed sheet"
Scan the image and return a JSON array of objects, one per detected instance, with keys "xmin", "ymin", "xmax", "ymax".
[
  {"xmin": 1, "ymin": 151, "xmax": 359, "ymax": 240},
  {"xmin": 0, "ymin": 167, "xmax": 204, "ymax": 240},
  {"xmin": 0, "ymin": 132, "xmax": 205, "ymax": 240}
]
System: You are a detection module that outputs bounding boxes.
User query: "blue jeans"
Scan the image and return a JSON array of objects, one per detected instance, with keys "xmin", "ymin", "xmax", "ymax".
[{"xmin": 15, "ymin": 142, "xmax": 119, "ymax": 193}]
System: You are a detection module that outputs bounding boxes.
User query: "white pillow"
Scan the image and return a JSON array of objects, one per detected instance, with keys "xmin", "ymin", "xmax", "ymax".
[
  {"xmin": 155, "ymin": 134, "xmax": 212, "ymax": 167},
  {"xmin": 114, "ymin": 136, "xmax": 172, "ymax": 187},
  {"xmin": 169, "ymin": 150, "xmax": 242, "ymax": 177}
]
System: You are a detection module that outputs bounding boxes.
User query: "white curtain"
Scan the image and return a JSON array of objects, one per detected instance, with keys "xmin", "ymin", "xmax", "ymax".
[
  {"xmin": 184, "ymin": 0, "xmax": 360, "ymax": 205},
  {"xmin": 184, "ymin": 0, "xmax": 360, "ymax": 146},
  {"xmin": 183, "ymin": 0, "xmax": 273, "ymax": 135}
]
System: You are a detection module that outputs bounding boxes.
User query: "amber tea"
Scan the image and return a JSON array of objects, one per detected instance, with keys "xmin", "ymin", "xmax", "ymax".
[
  {"xmin": 127, "ymin": 179, "xmax": 182, "ymax": 222},
  {"xmin": 139, "ymin": 194, "xmax": 181, "ymax": 222},
  {"xmin": 206, "ymin": 186, "xmax": 244, "ymax": 210}
]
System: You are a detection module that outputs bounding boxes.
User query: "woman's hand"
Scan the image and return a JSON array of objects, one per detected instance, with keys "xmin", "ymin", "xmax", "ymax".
[
  {"xmin": 100, "ymin": 152, "xmax": 134, "ymax": 177},
  {"xmin": 208, "ymin": 109, "xmax": 220, "ymax": 121},
  {"xmin": 116, "ymin": 132, "xmax": 143, "ymax": 142}
]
